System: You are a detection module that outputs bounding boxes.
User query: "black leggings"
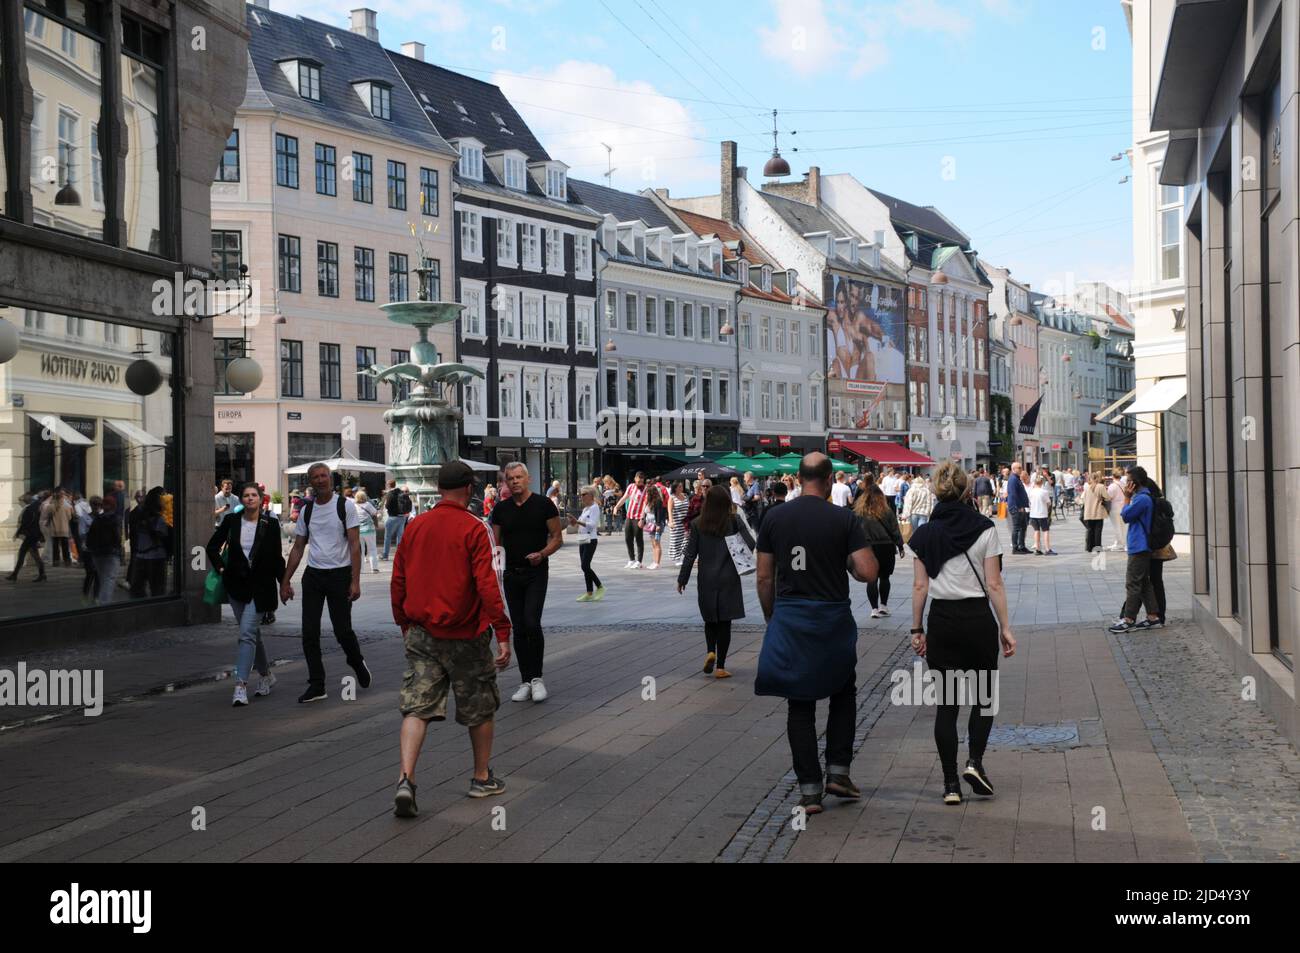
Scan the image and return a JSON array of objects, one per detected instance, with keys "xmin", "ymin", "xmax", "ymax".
[
  {"xmin": 11, "ymin": 536, "xmax": 46, "ymax": 577},
  {"xmin": 1084, "ymin": 518, "xmax": 1104, "ymax": 552},
  {"xmin": 52, "ymin": 536, "xmax": 71, "ymax": 565},
  {"xmin": 866, "ymin": 544, "xmax": 896, "ymax": 609},
  {"xmin": 934, "ymin": 701, "xmax": 994, "ymax": 784},
  {"xmin": 624, "ymin": 520, "xmax": 644, "ymax": 562},
  {"xmin": 1149, "ymin": 557, "xmax": 1166, "ymax": 621},
  {"xmin": 704, "ymin": 620, "xmax": 732, "ymax": 668},
  {"xmin": 579, "ymin": 540, "xmax": 602, "ymax": 593}
]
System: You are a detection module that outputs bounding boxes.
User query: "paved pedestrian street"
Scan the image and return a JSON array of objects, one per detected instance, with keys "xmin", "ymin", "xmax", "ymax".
[{"xmin": 2, "ymin": 517, "xmax": 1298, "ymax": 863}]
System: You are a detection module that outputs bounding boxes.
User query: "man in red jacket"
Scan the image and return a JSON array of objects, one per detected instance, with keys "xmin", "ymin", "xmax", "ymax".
[{"xmin": 391, "ymin": 461, "xmax": 512, "ymax": 816}]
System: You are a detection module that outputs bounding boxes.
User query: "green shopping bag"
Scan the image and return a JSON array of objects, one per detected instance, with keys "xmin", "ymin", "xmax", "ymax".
[{"xmin": 202, "ymin": 567, "xmax": 225, "ymax": 606}]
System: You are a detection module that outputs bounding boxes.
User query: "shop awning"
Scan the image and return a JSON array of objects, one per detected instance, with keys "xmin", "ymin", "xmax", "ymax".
[
  {"xmin": 838, "ymin": 440, "xmax": 936, "ymax": 466},
  {"xmin": 1123, "ymin": 378, "xmax": 1187, "ymax": 415},
  {"xmin": 25, "ymin": 413, "xmax": 93, "ymax": 446},
  {"xmin": 1096, "ymin": 387, "xmax": 1137, "ymax": 424},
  {"xmin": 104, "ymin": 418, "xmax": 166, "ymax": 447}
]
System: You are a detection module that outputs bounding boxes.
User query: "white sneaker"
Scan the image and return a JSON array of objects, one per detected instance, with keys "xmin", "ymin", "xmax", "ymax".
[
  {"xmin": 870, "ymin": 608, "xmax": 882, "ymax": 619},
  {"xmin": 624, "ymin": 560, "xmax": 636, "ymax": 569},
  {"xmin": 645, "ymin": 562, "xmax": 658, "ymax": 570},
  {"xmin": 879, "ymin": 606, "xmax": 890, "ymax": 616},
  {"xmin": 510, "ymin": 682, "xmax": 532, "ymax": 702},
  {"xmin": 254, "ymin": 672, "xmax": 277, "ymax": 696},
  {"xmin": 530, "ymin": 677, "xmax": 548, "ymax": 702},
  {"xmin": 232, "ymin": 683, "xmax": 249, "ymax": 707},
  {"xmin": 629, "ymin": 560, "xmax": 641, "ymax": 569}
]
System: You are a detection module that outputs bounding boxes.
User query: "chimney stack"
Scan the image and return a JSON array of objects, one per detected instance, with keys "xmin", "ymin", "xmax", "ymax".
[
  {"xmin": 807, "ymin": 166, "xmax": 820, "ymax": 206},
  {"xmin": 720, "ymin": 141, "xmax": 738, "ymax": 223},
  {"xmin": 653, "ymin": 187, "xmax": 670, "ymax": 199},
  {"xmin": 251, "ymin": 0, "xmax": 269, "ymax": 8},
  {"xmin": 401, "ymin": 41, "xmax": 425, "ymax": 61},
  {"xmin": 350, "ymin": 8, "xmax": 378, "ymax": 42}
]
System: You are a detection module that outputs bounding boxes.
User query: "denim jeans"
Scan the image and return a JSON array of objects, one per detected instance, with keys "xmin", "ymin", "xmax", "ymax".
[
  {"xmin": 95, "ymin": 554, "xmax": 121, "ymax": 605},
  {"xmin": 1010, "ymin": 510, "xmax": 1029, "ymax": 551},
  {"xmin": 382, "ymin": 515, "xmax": 406, "ymax": 558},
  {"xmin": 228, "ymin": 595, "xmax": 270, "ymax": 682},
  {"xmin": 910, "ymin": 514, "xmax": 929, "ymax": 531}
]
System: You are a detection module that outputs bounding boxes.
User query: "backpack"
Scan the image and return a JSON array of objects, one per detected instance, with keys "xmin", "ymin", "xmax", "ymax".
[
  {"xmin": 300, "ymin": 495, "xmax": 347, "ymax": 542},
  {"xmin": 1147, "ymin": 496, "xmax": 1175, "ymax": 551}
]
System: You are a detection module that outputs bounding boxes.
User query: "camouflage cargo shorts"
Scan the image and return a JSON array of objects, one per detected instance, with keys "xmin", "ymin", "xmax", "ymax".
[{"xmin": 399, "ymin": 626, "xmax": 500, "ymax": 726}]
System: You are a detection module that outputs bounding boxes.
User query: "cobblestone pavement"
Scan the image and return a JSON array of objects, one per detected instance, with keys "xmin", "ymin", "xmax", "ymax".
[{"xmin": 0, "ymin": 516, "xmax": 1294, "ymax": 862}]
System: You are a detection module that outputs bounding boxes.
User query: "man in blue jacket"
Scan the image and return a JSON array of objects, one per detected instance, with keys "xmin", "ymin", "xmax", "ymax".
[
  {"xmin": 1109, "ymin": 466, "xmax": 1162, "ymax": 632},
  {"xmin": 1005, "ymin": 462, "xmax": 1030, "ymax": 554}
]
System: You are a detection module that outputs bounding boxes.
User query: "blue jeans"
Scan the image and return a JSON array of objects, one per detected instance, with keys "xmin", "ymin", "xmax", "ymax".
[
  {"xmin": 229, "ymin": 595, "xmax": 269, "ymax": 683},
  {"xmin": 910, "ymin": 514, "xmax": 929, "ymax": 530},
  {"xmin": 383, "ymin": 516, "xmax": 406, "ymax": 558}
]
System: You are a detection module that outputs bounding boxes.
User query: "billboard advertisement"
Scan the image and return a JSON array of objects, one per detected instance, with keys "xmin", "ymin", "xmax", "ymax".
[{"xmin": 827, "ymin": 275, "xmax": 905, "ymax": 433}]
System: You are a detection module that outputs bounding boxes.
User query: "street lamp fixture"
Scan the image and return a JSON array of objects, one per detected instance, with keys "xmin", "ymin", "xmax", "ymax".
[{"xmin": 603, "ymin": 339, "xmax": 617, "ymax": 352}]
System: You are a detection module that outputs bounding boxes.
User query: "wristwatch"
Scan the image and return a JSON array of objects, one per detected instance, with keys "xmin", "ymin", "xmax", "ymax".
[{"xmin": 910, "ymin": 627, "xmax": 924, "ymax": 635}]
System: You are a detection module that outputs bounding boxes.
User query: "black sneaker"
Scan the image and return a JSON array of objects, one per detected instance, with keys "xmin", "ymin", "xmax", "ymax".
[
  {"xmin": 468, "ymin": 769, "xmax": 506, "ymax": 798},
  {"xmin": 298, "ymin": 685, "xmax": 327, "ymax": 703},
  {"xmin": 825, "ymin": 774, "xmax": 861, "ymax": 799},
  {"xmin": 351, "ymin": 659, "xmax": 372, "ymax": 689},
  {"xmin": 797, "ymin": 792, "xmax": 824, "ymax": 815},
  {"xmin": 394, "ymin": 775, "xmax": 418, "ymax": 817},
  {"xmin": 1108, "ymin": 619, "xmax": 1136, "ymax": 633},
  {"xmin": 963, "ymin": 760, "xmax": 994, "ymax": 797},
  {"xmin": 942, "ymin": 781, "xmax": 963, "ymax": 805},
  {"xmin": 1134, "ymin": 618, "xmax": 1164, "ymax": 630}
]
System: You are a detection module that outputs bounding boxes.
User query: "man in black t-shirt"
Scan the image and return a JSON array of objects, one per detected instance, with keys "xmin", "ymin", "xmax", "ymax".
[
  {"xmin": 490, "ymin": 462, "xmax": 563, "ymax": 704},
  {"xmin": 381, "ymin": 480, "xmax": 406, "ymax": 561},
  {"xmin": 756, "ymin": 452, "xmax": 876, "ymax": 816}
]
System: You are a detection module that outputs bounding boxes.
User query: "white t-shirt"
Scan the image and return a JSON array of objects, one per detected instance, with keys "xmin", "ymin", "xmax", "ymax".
[
  {"xmin": 881, "ymin": 475, "xmax": 899, "ymax": 497},
  {"xmin": 788, "ymin": 484, "xmax": 802, "ymax": 499},
  {"xmin": 294, "ymin": 495, "xmax": 360, "ymax": 569},
  {"xmin": 239, "ymin": 517, "xmax": 258, "ymax": 560},
  {"xmin": 1028, "ymin": 486, "xmax": 1052, "ymax": 519},
  {"xmin": 926, "ymin": 526, "xmax": 1003, "ymax": 601},
  {"xmin": 577, "ymin": 503, "xmax": 600, "ymax": 542},
  {"xmin": 214, "ymin": 492, "xmax": 238, "ymax": 526},
  {"xmin": 1063, "ymin": 471, "xmax": 1077, "ymax": 489},
  {"xmin": 830, "ymin": 483, "xmax": 853, "ymax": 507}
]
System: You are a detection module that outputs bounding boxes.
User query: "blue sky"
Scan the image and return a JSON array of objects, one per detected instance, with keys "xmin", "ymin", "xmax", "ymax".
[{"xmin": 270, "ymin": 0, "xmax": 1135, "ymax": 294}]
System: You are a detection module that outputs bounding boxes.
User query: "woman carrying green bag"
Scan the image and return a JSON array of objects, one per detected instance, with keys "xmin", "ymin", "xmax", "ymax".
[{"xmin": 206, "ymin": 482, "xmax": 287, "ymax": 707}]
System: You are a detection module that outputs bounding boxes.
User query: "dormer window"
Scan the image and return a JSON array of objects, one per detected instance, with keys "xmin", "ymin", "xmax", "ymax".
[
  {"xmin": 761, "ymin": 266, "xmax": 772, "ymax": 293},
  {"xmin": 299, "ymin": 62, "xmax": 321, "ymax": 100},
  {"xmin": 671, "ymin": 236, "xmax": 687, "ymax": 266},
  {"xmin": 370, "ymin": 83, "xmax": 391, "ymax": 120},
  {"xmin": 787, "ymin": 268, "xmax": 798, "ymax": 296},
  {"xmin": 504, "ymin": 154, "xmax": 526, "ymax": 191},
  {"xmin": 699, "ymin": 243, "xmax": 713, "ymax": 272},
  {"xmin": 457, "ymin": 139, "xmax": 484, "ymax": 181},
  {"xmin": 545, "ymin": 165, "xmax": 567, "ymax": 200},
  {"xmin": 738, "ymin": 260, "xmax": 750, "ymax": 287}
]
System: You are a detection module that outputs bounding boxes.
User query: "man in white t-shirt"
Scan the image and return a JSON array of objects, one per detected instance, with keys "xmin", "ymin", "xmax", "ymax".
[
  {"xmin": 881, "ymin": 468, "xmax": 899, "ymax": 500},
  {"xmin": 830, "ymin": 471, "xmax": 854, "ymax": 507},
  {"xmin": 214, "ymin": 479, "xmax": 239, "ymax": 528},
  {"xmin": 281, "ymin": 462, "xmax": 370, "ymax": 703}
]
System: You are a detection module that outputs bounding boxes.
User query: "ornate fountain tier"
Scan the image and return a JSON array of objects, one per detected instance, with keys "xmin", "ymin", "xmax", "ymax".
[{"xmin": 364, "ymin": 296, "xmax": 485, "ymax": 505}]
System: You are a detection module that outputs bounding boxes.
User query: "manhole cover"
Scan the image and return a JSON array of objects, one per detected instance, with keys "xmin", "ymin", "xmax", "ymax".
[{"xmin": 981, "ymin": 722, "xmax": 1081, "ymax": 748}]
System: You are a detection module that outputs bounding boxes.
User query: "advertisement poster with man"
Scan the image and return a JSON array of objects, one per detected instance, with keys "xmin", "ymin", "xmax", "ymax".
[{"xmin": 827, "ymin": 275, "xmax": 906, "ymax": 433}]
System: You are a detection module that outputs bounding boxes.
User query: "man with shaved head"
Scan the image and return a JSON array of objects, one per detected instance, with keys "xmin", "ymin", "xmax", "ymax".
[{"xmin": 755, "ymin": 451, "xmax": 878, "ymax": 816}]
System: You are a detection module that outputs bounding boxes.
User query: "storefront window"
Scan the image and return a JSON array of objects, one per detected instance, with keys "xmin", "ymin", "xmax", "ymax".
[
  {"xmin": 1161, "ymin": 396, "xmax": 1190, "ymax": 535},
  {"xmin": 26, "ymin": 2, "xmax": 106, "ymax": 241},
  {"xmin": 1, "ymin": 308, "xmax": 178, "ymax": 621}
]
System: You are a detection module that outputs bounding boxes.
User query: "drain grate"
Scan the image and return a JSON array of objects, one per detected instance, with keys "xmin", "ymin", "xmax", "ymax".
[{"xmin": 974, "ymin": 719, "xmax": 1106, "ymax": 751}]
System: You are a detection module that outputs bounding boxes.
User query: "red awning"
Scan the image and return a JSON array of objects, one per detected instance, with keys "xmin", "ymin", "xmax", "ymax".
[{"xmin": 838, "ymin": 441, "xmax": 936, "ymax": 466}]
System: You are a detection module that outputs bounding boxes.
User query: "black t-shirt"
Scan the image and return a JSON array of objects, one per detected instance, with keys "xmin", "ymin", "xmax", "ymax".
[
  {"xmin": 974, "ymin": 476, "xmax": 993, "ymax": 497},
  {"xmin": 490, "ymin": 492, "xmax": 559, "ymax": 569},
  {"xmin": 384, "ymin": 489, "xmax": 401, "ymax": 516},
  {"xmin": 756, "ymin": 494, "xmax": 869, "ymax": 603}
]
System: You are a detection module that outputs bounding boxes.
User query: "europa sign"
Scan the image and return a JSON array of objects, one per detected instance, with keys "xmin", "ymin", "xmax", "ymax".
[{"xmin": 39, "ymin": 353, "xmax": 122, "ymax": 385}]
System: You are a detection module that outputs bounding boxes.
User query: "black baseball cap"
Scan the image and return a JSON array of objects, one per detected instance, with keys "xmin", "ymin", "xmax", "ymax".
[{"xmin": 438, "ymin": 461, "xmax": 475, "ymax": 490}]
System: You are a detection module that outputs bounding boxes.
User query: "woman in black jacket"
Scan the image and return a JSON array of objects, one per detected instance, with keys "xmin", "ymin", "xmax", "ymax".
[
  {"xmin": 676, "ymin": 485, "xmax": 754, "ymax": 679},
  {"xmin": 854, "ymin": 483, "xmax": 906, "ymax": 618},
  {"xmin": 206, "ymin": 482, "xmax": 287, "ymax": 707}
]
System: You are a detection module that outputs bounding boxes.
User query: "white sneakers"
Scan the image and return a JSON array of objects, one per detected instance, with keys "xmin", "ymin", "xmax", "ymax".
[
  {"xmin": 879, "ymin": 606, "xmax": 890, "ymax": 616},
  {"xmin": 625, "ymin": 560, "xmax": 641, "ymax": 569},
  {"xmin": 232, "ymin": 683, "xmax": 249, "ymax": 707},
  {"xmin": 255, "ymin": 672, "xmax": 277, "ymax": 696},
  {"xmin": 644, "ymin": 562, "xmax": 659, "ymax": 570},
  {"xmin": 870, "ymin": 608, "xmax": 882, "ymax": 619},
  {"xmin": 512, "ymin": 679, "xmax": 548, "ymax": 702}
]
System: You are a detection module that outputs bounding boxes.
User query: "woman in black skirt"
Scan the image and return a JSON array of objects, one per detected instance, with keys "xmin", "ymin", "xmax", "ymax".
[
  {"xmin": 677, "ymin": 485, "xmax": 754, "ymax": 679},
  {"xmin": 908, "ymin": 461, "xmax": 1016, "ymax": 805},
  {"xmin": 854, "ymin": 482, "xmax": 906, "ymax": 618}
]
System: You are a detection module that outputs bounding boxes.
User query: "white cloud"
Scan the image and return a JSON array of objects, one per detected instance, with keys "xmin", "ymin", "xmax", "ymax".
[
  {"xmin": 492, "ymin": 61, "xmax": 716, "ymax": 194},
  {"xmin": 756, "ymin": 0, "xmax": 846, "ymax": 76}
]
